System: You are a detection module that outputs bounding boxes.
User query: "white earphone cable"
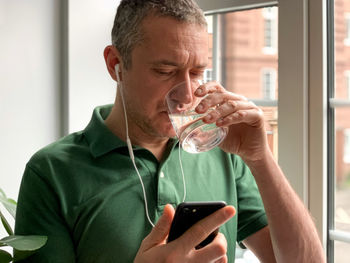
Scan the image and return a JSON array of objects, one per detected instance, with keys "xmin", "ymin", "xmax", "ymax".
[
  {"xmin": 116, "ymin": 64, "xmax": 186, "ymax": 228},
  {"xmin": 178, "ymin": 146, "xmax": 186, "ymax": 203}
]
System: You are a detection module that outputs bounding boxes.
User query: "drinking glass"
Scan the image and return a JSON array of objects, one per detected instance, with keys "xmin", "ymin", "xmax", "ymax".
[{"xmin": 165, "ymin": 81, "xmax": 228, "ymax": 153}]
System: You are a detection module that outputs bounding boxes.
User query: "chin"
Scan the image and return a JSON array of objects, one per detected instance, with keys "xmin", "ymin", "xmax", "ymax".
[{"xmin": 157, "ymin": 124, "xmax": 176, "ymax": 138}]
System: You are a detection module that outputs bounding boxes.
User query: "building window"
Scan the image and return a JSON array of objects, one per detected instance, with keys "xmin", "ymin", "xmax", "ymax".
[
  {"xmin": 205, "ymin": 15, "xmax": 213, "ymax": 34},
  {"xmin": 344, "ymin": 14, "xmax": 350, "ymax": 46},
  {"xmin": 344, "ymin": 130, "xmax": 350, "ymax": 163},
  {"xmin": 262, "ymin": 69, "xmax": 276, "ymax": 100},
  {"xmin": 203, "ymin": 68, "xmax": 213, "ymax": 83},
  {"xmin": 330, "ymin": 1, "xmax": 350, "ymax": 261},
  {"xmin": 264, "ymin": 19, "xmax": 273, "ymax": 48},
  {"xmin": 346, "ymin": 71, "xmax": 350, "ymax": 100},
  {"xmin": 262, "ymin": 7, "xmax": 277, "ymax": 54}
]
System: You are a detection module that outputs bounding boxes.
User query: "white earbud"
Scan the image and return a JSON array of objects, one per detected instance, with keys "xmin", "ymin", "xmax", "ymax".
[{"xmin": 115, "ymin": 64, "xmax": 121, "ymax": 83}]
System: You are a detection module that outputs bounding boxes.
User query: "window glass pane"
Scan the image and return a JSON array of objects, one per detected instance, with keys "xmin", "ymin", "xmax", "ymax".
[
  {"xmin": 206, "ymin": 7, "xmax": 278, "ymax": 160},
  {"xmin": 206, "ymin": 6, "xmax": 277, "ymax": 262},
  {"xmin": 335, "ymin": 240, "xmax": 350, "ymax": 263},
  {"xmin": 334, "ymin": 0, "xmax": 350, "ymax": 243},
  {"xmin": 334, "ymin": 108, "xmax": 350, "ymax": 232},
  {"xmin": 335, "ymin": 0, "xmax": 350, "ymax": 100}
]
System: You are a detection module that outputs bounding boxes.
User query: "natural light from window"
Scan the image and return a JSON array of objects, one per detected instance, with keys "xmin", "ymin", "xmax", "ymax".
[{"xmin": 206, "ymin": 6, "xmax": 278, "ymax": 262}]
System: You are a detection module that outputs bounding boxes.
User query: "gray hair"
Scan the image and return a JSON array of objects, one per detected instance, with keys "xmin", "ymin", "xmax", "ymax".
[{"xmin": 111, "ymin": 0, "xmax": 207, "ymax": 69}]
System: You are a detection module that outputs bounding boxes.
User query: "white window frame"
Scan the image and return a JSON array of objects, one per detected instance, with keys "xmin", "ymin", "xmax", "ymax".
[{"xmin": 197, "ymin": 0, "xmax": 328, "ymax": 255}]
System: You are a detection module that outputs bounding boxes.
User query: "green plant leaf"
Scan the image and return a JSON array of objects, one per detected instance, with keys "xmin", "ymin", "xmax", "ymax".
[
  {"xmin": 0, "ymin": 199, "xmax": 16, "ymax": 220},
  {"xmin": 0, "ymin": 189, "xmax": 16, "ymax": 219},
  {"xmin": 0, "ymin": 236, "xmax": 47, "ymax": 251},
  {"xmin": 0, "ymin": 210, "xmax": 13, "ymax": 236},
  {"xmin": 0, "ymin": 249, "xmax": 12, "ymax": 263}
]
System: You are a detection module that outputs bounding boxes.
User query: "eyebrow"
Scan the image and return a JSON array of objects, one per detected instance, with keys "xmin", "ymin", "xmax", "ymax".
[{"xmin": 150, "ymin": 59, "xmax": 207, "ymax": 69}]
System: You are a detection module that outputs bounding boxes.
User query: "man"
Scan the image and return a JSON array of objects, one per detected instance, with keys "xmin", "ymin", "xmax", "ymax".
[{"xmin": 15, "ymin": 0, "xmax": 325, "ymax": 262}]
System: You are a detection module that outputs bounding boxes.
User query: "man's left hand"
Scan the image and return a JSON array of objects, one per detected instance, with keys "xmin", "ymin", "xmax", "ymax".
[{"xmin": 194, "ymin": 81, "xmax": 268, "ymax": 162}]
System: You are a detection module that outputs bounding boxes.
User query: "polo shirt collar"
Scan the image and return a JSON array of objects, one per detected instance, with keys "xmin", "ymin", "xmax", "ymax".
[
  {"xmin": 83, "ymin": 104, "xmax": 179, "ymax": 159},
  {"xmin": 83, "ymin": 104, "xmax": 127, "ymax": 158}
]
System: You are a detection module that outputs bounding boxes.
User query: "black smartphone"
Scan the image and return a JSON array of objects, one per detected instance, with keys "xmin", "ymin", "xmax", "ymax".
[{"xmin": 167, "ymin": 201, "xmax": 227, "ymax": 249}]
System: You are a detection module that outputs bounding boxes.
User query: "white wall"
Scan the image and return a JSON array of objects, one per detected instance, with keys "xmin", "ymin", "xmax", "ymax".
[
  {"xmin": 0, "ymin": 0, "xmax": 120, "ymax": 240},
  {"xmin": 68, "ymin": 0, "xmax": 118, "ymax": 133},
  {"xmin": 0, "ymin": 0, "xmax": 61, "ymax": 199},
  {"xmin": 0, "ymin": 0, "xmax": 61, "ymax": 240},
  {"xmin": 0, "ymin": 0, "xmax": 120, "ymax": 200}
]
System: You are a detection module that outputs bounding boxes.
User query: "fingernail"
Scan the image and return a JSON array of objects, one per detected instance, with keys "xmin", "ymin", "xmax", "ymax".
[
  {"xmin": 205, "ymin": 114, "xmax": 213, "ymax": 121},
  {"xmin": 217, "ymin": 118, "xmax": 224, "ymax": 125},
  {"xmin": 195, "ymin": 88, "xmax": 203, "ymax": 95},
  {"xmin": 196, "ymin": 103, "xmax": 204, "ymax": 111},
  {"xmin": 225, "ymin": 206, "xmax": 236, "ymax": 218}
]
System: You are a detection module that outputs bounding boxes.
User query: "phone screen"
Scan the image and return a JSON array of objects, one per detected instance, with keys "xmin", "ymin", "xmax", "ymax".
[{"xmin": 167, "ymin": 201, "xmax": 227, "ymax": 249}]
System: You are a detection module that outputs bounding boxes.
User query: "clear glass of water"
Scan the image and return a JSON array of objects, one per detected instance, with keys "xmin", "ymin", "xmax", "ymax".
[{"xmin": 165, "ymin": 81, "xmax": 228, "ymax": 153}]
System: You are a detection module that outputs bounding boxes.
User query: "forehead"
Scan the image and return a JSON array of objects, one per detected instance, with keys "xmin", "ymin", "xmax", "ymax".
[{"xmin": 136, "ymin": 15, "xmax": 208, "ymax": 65}]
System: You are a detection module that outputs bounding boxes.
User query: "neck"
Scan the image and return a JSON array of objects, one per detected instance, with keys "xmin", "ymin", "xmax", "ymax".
[{"xmin": 105, "ymin": 98, "xmax": 169, "ymax": 161}]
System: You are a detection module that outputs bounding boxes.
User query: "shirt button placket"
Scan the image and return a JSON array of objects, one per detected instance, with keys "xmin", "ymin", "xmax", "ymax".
[{"xmin": 157, "ymin": 168, "xmax": 177, "ymax": 208}]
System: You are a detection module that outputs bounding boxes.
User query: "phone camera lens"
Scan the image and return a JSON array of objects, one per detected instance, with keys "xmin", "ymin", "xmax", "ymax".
[{"xmin": 183, "ymin": 207, "xmax": 190, "ymax": 213}]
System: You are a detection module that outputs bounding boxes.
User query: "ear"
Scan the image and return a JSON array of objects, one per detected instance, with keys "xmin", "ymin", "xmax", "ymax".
[{"xmin": 103, "ymin": 45, "xmax": 123, "ymax": 82}]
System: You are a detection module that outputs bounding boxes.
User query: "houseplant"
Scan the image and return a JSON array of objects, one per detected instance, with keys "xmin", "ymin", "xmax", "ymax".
[{"xmin": 0, "ymin": 189, "xmax": 47, "ymax": 262}]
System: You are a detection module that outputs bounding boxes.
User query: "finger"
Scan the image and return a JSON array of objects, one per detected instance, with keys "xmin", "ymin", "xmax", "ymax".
[
  {"xmin": 192, "ymin": 233, "xmax": 228, "ymax": 262},
  {"xmin": 195, "ymin": 92, "xmax": 248, "ymax": 114},
  {"xmin": 195, "ymin": 81, "xmax": 226, "ymax": 97},
  {"xmin": 140, "ymin": 204, "xmax": 175, "ymax": 250},
  {"xmin": 216, "ymin": 108, "xmax": 264, "ymax": 128},
  {"xmin": 202, "ymin": 101, "xmax": 259, "ymax": 124},
  {"xmin": 176, "ymin": 206, "xmax": 235, "ymax": 252}
]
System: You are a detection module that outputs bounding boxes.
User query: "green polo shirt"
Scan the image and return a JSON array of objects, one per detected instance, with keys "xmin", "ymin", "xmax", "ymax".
[{"xmin": 15, "ymin": 104, "xmax": 267, "ymax": 263}]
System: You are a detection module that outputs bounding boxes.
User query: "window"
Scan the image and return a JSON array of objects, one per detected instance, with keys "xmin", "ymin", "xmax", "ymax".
[
  {"xmin": 204, "ymin": 5, "xmax": 278, "ymax": 261},
  {"xmin": 262, "ymin": 69, "xmax": 276, "ymax": 100},
  {"xmin": 346, "ymin": 71, "xmax": 350, "ymax": 100},
  {"xmin": 329, "ymin": 0, "xmax": 350, "ymax": 262},
  {"xmin": 200, "ymin": 0, "xmax": 330, "ymax": 262},
  {"xmin": 344, "ymin": 14, "xmax": 350, "ymax": 46},
  {"xmin": 344, "ymin": 130, "xmax": 350, "ymax": 163},
  {"xmin": 204, "ymin": 8, "xmax": 278, "ymax": 164},
  {"xmin": 203, "ymin": 68, "xmax": 213, "ymax": 82},
  {"xmin": 264, "ymin": 19, "xmax": 273, "ymax": 48},
  {"xmin": 262, "ymin": 7, "xmax": 277, "ymax": 54}
]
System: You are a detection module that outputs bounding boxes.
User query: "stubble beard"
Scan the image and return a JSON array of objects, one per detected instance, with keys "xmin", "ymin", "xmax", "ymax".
[{"xmin": 125, "ymin": 101, "xmax": 172, "ymax": 140}]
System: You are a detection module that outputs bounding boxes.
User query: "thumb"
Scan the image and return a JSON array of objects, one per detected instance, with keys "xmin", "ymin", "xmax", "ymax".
[{"xmin": 141, "ymin": 204, "xmax": 175, "ymax": 250}]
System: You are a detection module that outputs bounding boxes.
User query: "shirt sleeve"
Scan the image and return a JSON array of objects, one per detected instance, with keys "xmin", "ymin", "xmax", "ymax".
[
  {"xmin": 232, "ymin": 155, "xmax": 268, "ymax": 243},
  {"xmin": 14, "ymin": 164, "xmax": 75, "ymax": 263}
]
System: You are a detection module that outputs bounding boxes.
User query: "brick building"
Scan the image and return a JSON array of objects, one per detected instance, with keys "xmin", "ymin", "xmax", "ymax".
[{"xmin": 207, "ymin": 5, "xmax": 350, "ymax": 186}]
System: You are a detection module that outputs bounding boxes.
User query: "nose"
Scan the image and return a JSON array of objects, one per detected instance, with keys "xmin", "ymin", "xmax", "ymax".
[
  {"xmin": 181, "ymin": 80, "xmax": 193, "ymax": 104},
  {"xmin": 168, "ymin": 81, "xmax": 193, "ymax": 106}
]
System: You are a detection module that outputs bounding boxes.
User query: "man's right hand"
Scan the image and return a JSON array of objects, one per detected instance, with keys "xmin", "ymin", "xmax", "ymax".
[{"xmin": 134, "ymin": 204, "xmax": 236, "ymax": 263}]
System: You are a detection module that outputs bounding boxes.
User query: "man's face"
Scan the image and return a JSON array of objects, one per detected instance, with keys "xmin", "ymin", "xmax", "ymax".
[{"xmin": 121, "ymin": 15, "xmax": 209, "ymax": 139}]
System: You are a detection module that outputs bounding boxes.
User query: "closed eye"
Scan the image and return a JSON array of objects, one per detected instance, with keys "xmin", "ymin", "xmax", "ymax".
[
  {"xmin": 190, "ymin": 70, "xmax": 204, "ymax": 79},
  {"xmin": 153, "ymin": 68, "xmax": 176, "ymax": 76}
]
